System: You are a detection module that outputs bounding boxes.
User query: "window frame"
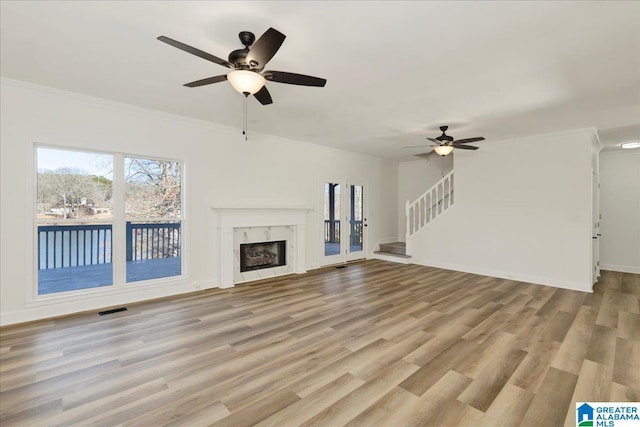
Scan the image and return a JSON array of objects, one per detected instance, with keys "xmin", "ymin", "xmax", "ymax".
[{"xmin": 31, "ymin": 144, "xmax": 187, "ymax": 302}]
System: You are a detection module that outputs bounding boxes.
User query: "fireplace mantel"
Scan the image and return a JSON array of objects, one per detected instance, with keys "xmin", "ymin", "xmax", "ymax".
[
  {"xmin": 212, "ymin": 207, "xmax": 311, "ymax": 229},
  {"xmin": 212, "ymin": 207, "xmax": 312, "ymax": 287}
]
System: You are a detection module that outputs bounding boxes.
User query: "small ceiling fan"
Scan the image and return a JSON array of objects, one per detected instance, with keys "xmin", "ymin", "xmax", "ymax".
[
  {"xmin": 157, "ymin": 28, "xmax": 327, "ymax": 105},
  {"xmin": 406, "ymin": 126, "xmax": 485, "ymax": 157}
]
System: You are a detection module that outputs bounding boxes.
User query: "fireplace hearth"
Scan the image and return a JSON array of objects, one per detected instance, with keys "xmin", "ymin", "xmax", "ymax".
[{"xmin": 240, "ymin": 240, "xmax": 286, "ymax": 272}]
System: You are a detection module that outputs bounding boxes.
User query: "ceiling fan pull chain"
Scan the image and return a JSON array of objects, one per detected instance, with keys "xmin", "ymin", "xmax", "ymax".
[{"xmin": 242, "ymin": 94, "xmax": 248, "ymax": 140}]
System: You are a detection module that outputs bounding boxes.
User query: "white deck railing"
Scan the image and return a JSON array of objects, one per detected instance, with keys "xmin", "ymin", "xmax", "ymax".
[{"xmin": 405, "ymin": 171, "xmax": 454, "ymax": 253}]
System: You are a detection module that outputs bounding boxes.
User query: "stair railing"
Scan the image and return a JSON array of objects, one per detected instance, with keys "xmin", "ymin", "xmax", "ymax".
[{"xmin": 405, "ymin": 171, "xmax": 454, "ymax": 253}]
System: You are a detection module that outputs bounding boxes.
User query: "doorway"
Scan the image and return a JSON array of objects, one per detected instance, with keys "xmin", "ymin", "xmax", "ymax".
[{"xmin": 321, "ymin": 180, "xmax": 367, "ymax": 265}]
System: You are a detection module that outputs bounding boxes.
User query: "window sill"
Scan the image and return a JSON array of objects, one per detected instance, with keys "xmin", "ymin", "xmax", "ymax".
[{"xmin": 26, "ymin": 275, "xmax": 190, "ymax": 308}]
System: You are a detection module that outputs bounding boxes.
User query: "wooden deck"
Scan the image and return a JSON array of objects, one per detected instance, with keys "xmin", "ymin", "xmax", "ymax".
[
  {"xmin": 2, "ymin": 261, "xmax": 638, "ymax": 426},
  {"xmin": 324, "ymin": 242, "xmax": 363, "ymax": 256},
  {"xmin": 38, "ymin": 257, "xmax": 181, "ymax": 294}
]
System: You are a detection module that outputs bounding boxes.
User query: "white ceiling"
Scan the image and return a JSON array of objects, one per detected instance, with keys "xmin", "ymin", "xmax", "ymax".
[{"xmin": 2, "ymin": 1, "xmax": 639, "ymax": 159}]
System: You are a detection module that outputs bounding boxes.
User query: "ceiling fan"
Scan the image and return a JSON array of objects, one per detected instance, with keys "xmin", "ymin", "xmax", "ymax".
[
  {"xmin": 157, "ymin": 28, "xmax": 327, "ymax": 105},
  {"xmin": 406, "ymin": 126, "xmax": 485, "ymax": 157}
]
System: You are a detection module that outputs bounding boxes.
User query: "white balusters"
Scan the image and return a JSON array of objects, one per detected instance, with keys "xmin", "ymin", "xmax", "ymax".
[{"xmin": 405, "ymin": 170, "xmax": 454, "ymax": 239}]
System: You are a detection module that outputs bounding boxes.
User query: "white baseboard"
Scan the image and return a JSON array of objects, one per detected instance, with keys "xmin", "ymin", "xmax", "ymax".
[
  {"xmin": 600, "ymin": 264, "xmax": 640, "ymax": 274},
  {"xmin": 412, "ymin": 259, "xmax": 593, "ymax": 293},
  {"xmin": 1, "ymin": 279, "xmax": 216, "ymax": 327}
]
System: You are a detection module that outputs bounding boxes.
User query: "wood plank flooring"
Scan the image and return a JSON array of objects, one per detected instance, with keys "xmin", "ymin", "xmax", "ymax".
[{"xmin": 1, "ymin": 260, "xmax": 638, "ymax": 426}]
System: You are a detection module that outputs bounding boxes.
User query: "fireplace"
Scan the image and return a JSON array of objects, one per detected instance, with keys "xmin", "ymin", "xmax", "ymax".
[
  {"xmin": 240, "ymin": 240, "xmax": 286, "ymax": 272},
  {"xmin": 213, "ymin": 207, "xmax": 310, "ymax": 287}
]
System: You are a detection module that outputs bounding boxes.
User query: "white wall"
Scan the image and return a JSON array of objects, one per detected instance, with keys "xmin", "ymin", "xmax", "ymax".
[
  {"xmin": 380, "ymin": 160, "xmax": 399, "ymax": 243},
  {"xmin": 599, "ymin": 151, "xmax": 640, "ymax": 273},
  {"xmin": 398, "ymin": 155, "xmax": 453, "ymax": 240},
  {"xmin": 401, "ymin": 129, "xmax": 595, "ymax": 292},
  {"xmin": 0, "ymin": 79, "xmax": 398, "ymax": 325}
]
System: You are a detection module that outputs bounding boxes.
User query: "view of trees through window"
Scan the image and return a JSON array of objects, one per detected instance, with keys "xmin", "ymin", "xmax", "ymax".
[
  {"xmin": 124, "ymin": 157, "xmax": 182, "ymax": 283},
  {"xmin": 125, "ymin": 157, "xmax": 181, "ymax": 218},
  {"xmin": 35, "ymin": 147, "xmax": 183, "ymax": 295},
  {"xmin": 37, "ymin": 149, "xmax": 113, "ymax": 220}
]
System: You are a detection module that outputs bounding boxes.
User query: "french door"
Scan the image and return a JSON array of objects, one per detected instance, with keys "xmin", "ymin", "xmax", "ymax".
[{"xmin": 321, "ymin": 180, "xmax": 367, "ymax": 265}]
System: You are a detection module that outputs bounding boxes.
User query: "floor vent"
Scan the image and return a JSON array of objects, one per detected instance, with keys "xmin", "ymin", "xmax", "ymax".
[
  {"xmin": 336, "ymin": 265, "xmax": 346, "ymax": 269},
  {"xmin": 98, "ymin": 307, "xmax": 128, "ymax": 316}
]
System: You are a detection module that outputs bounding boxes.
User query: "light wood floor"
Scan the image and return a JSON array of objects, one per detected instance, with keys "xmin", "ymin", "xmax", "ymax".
[{"xmin": 1, "ymin": 260, "xmax": 638, "ymax": 426}]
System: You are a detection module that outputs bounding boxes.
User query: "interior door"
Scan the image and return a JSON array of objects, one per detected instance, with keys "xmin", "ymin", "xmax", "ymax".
[{"xmin": 321, "ymin": 181, "xmax": 367, "ymax": 265}]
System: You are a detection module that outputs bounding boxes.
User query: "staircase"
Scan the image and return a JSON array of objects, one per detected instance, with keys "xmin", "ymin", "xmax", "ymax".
[
  {"xmin": 378, "ymin": 241, "xmax": 408, "ymax": 255},
  {"xmin": 405, "ymin": 170, "xmax": 455, "ymax": 256},
  {"xmin": 372, "ymin": 171, "xmax": 455, "ymax": 264},
  {"xmin": 374, "ymin": 241, "xmax": 411, "ymax": 263}
]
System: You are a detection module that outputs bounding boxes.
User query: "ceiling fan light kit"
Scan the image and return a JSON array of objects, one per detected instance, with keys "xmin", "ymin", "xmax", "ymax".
[
  {"xmin": 433, "ymin": 145, "xmax": 454, "ymax": 156},
  {"xmin": 227, "ymin": 70, "xmax": 266, "ymax": 95}
]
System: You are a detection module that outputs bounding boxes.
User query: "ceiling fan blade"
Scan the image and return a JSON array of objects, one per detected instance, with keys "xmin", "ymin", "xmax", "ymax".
[
  {"xmin": 254, "ymin": 86, "xmax": 273, "ymax": 105},
  {"xmin": 426, "ymin": 137, "xmax": 440, "ymax": 143},
  {"xmin": 453, "ymin": 137, "xmax": 485, "ymax": 144},
  {"xmin": 403, "ymin": 145, "xmax": 430, "ymax": 149},
  {"xmin": 264, "ymin": 71, "xmax": 327, "ymax": 87},
  {"xmin": 183, "ymin": 75, "xmax": 228, "ymax": 87},
  {"xmin": 452, "ymin": 144, "xmax": 479, "ymax": 150},
  {"xmin": 157, "ymin": 36, "xmax": 233, "ymax": 68},
  {"xmin": 245, "ymin": 28, "xmax": 286, "ymax": 69}
]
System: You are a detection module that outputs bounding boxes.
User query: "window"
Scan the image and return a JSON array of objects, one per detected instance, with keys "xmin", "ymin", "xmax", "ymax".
[
  {"xmin": 35, "ymin": 147, "xmax": 184, "ymax": 296},
  {"xmin": 36, "ymin": 148, "xmax": 114, "ymax": 294},
  {"xmin": 124, "ymin": 157, "xmax": 182, "ymax": 283}
]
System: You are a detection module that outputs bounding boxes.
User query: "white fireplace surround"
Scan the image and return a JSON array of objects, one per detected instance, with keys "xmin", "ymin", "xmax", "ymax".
[{"xmin": 213, "ymin": 207, "xmax": 310, "ymax": 287}]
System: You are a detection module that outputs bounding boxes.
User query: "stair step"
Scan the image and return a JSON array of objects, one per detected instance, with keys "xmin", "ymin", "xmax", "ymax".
[
  {"xmin": 373, "ymin": 250, "xmax": 411, "ymax": 259},
  {"xmin": 379, "ymin": 242, "xmax": 406, "ymax": 255}
]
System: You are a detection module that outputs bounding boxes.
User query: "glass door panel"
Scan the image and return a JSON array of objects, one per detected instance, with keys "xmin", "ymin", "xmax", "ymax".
[
  {"xmin": 323, "ymin": 182, "xmax": 341, "ymax": 258},
  {"xmin": 347, "ymin": 183, "xmax": 366, "ymax": 261}
]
